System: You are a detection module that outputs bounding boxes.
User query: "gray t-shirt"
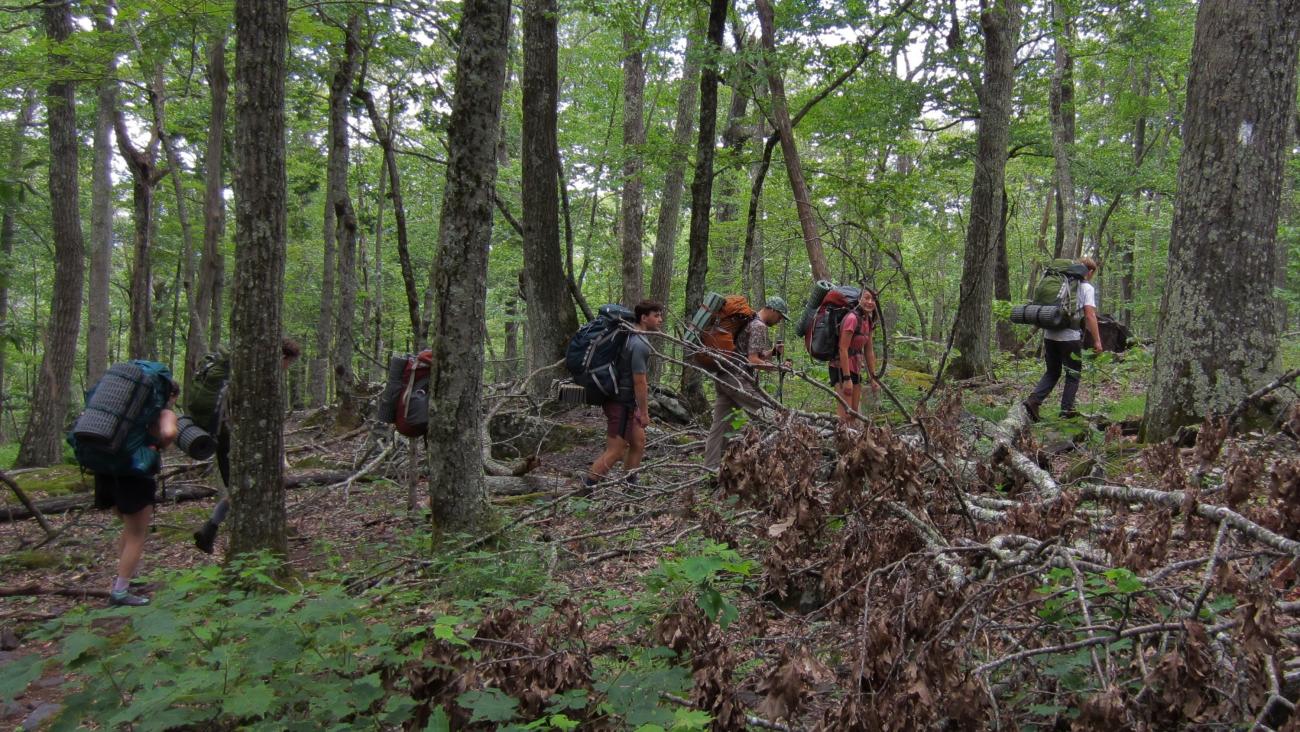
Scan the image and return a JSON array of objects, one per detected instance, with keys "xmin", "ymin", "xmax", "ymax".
[{"xmin": 615, "ymin": 333, "xmax": 651, "ymax": 403}]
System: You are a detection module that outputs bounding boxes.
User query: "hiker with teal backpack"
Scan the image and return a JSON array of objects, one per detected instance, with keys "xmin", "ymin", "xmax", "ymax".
[
  {"xmin": 1022, "ymin": 257, "xmax": 1104, "ymax": 421},
  {"xmin": 189, "ymin": 338, "xmax": 301, "ymax": 554},
  {"xmin": 68, "ymin": 361, "xmax": 181, "ymax": 606}
]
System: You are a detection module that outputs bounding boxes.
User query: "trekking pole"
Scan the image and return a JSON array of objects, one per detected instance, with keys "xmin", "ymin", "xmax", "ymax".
[{"xmin": 775, "ymin": 326, "xmax": 786, "ymax": 404}]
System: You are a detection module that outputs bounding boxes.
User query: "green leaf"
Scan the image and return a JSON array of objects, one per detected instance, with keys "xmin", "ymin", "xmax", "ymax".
[
  {"xmin": 545, "ymin": 689, "xmax": 589, "ymax": 713},
  {"xmin": 222, "ymin": 682, "xmax": 276, "ymax": 718},
  {"xmin": 59, "ymin": 629, "xmax": 107, "ymax": 666},
  {"xmin": 549, "ymin": 713, "xmax": 581, "ymax": 731},
  {"xmin": 458, "ymin": 687, "xmax": 519, "ymax": 724},
  {"xmin": 424, "ymin": 706, "xmax": 452, "ymax": 732},
  {"xmin": 381, "ymin": 696, "xmax": 418, "ymax": 725},
  {"xmin": 0, "ymin": 655, "xmax": 42, "ymax": 703},
  {"xmin": 671, "ymin": 708, "xmax": 713, "ymax": 729}
]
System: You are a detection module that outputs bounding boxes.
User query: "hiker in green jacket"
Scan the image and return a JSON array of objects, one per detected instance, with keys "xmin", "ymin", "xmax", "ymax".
[{"xmin": 192, "ymin": 338, "xmax": 301, "ymax": 554}]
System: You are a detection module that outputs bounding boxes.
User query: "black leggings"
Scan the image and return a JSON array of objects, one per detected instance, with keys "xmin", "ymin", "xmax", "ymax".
[{"xmin": 1030, "ymin": 339, "xmax": 1082, "ymax": 410}]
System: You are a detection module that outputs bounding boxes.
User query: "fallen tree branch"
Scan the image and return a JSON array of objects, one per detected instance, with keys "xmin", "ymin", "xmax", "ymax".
[
  {"xmin": 0, "ymin": 469, "xmax": 54, "ymax": 537},
  {"xmin": 0, "ymin": 583, "xmax": 111, "ymax": 599},
  {"xmin": 1226, "ymin": 367, "xmax": 1300, "ymax": 433}
]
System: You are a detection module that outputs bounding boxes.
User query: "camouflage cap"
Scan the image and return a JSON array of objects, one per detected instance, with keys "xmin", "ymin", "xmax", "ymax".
[{"xmin": 765, "ymin": 296, "xmax": 790, "ymax": 318}]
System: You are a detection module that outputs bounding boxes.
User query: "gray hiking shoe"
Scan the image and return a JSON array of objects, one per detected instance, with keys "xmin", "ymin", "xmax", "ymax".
[{"xmin": 108, "ymin": 590, "xmax": 150, "ymax": 607}]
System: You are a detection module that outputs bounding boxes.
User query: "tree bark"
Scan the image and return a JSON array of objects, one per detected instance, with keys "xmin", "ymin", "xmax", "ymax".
[
  {"xmin": 0, "ymin": 90, "xmax": 36, "ymax": 444},
  {"xmin": 115, "ymin": 102, "xmax": 168, "ymax": 361},
  {"xmin": 753, "ymin": 0, "xmax": 830, "ymax": 282},
  {"xmin": 648, "ymin": 10, "xmax": 703, "ymax": 313},
  {"xmin": 329, "ymin": 15, "xmax": 362, "ymax": 428},
  {"xmin": 87, "ymin": 5, "xmax": 117, "ymax": 386},
  {"xmin": 1048, "ymin": 0, "xmax": 1078, "ymax": 260},
  {"xmin": 17, "ymin": 1, "xmax": 86, "ymax": 467},
  {"xmin": 313, "ymin": 38, "xmax": 340, "ymax": 407},
  {"xmin": 947, "ymin": 0, "xmax": 1018, "ymax": 380},
  {"xmin": 520, "ymin": 0, "xmax": 578, "ymax": 397},
  {"xmin": 713, "ymin": 29, "xmax": 752, "ymax": 292},
  {"xmin": 356, "ymin": 86, "xmax": 422, "ymax": 345},
  {"xmin": 228, "ymin": 0, "xmax": 289, "ymax": 556},
  {"xmin": 1141, "ymin": 0, "xmax": 1300, "ymax": 442},
  {"xmin": 620, "ymin": 15, "xmax": 648, "ymax": 306},
  {"xmin": 680, "ymin": 0, "xmax": 729, "ymax": 413},
  {"xmin": 427, "ymin": 0, "xmax": 511, "ymax": 532},
  {"xmin": 187, "ymin": 32, "xmax": 228, "ymax": 394},
  {"xmin": 994, "ymin": 187, "xmax": 1017, "ymax": 352}
]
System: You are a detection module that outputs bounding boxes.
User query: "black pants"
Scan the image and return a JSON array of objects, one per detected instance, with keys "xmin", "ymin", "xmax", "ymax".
[{"xmin": 1030, "ymin": 339, "xmax": 1082, "ymax": 411}]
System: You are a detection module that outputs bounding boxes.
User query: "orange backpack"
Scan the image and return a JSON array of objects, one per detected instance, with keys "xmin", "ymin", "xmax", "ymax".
[{"xmin": 694, "ymin": 295, "xmax": 756, "ymax": 369}]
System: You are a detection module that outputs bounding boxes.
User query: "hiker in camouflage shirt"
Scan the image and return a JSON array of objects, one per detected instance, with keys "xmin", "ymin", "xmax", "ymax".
[{"xmin": 703, "ymin": 296, "xmax": 792, "ymax": 469}]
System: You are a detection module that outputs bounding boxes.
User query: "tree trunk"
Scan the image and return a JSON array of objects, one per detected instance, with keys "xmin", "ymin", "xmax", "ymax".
[
  {"xmin": 313, "ymin": 44, "xmax": 339, "ymax": 407},
  {"xmin": 620, "ymin": 17, "xmax": 647, "ymax": 306},
  {"xmin": 87, "ymin": 5, "xmax": 117, "ymax": 386},
  {"xmin": 1120, "ymin": 61, "xmax": 1149, "ymax": 329},
  {"xmin": 329, "ymin": 15, "xmax": 361, "ymax": 428},
  {"xmin": 1049, "ymin": 0, "xmax": 1077, "ymax": 260},
  {"xmin": 713, "ymin": 30, "xmax": 752, "ymax": 292},
  {"xmin": 1141, "ymin": 0, "xmax": 1300, "ymax": 442},
  {"xmin": 649, "ymin": 12, "xmax": 703, "ymax": 308},
  {"xmin": 648, "ymin": 11, "xmax": 703, "ymax": 384},
  {"xmin": 520, "ymin": 0, "xmax": 578, "ymax": 398},
  {"xmin": 753, "ymin": 0, "xmax": 830, "ymax": 283},
  {"xmin": 188, "ymin": 32, "xmax": 228, "ymax": 392},
  {"xmin": 427, "ymin": 0, "xmax": 511, "ymax": 532},
  {"xmin": 947, "ymin": 0, "xmax": 1018, "ymax": 381},
  {"xmin": 115, "ymin": 107, "xmax": 167, "ymax": 361},
  {"xmin": 17, "ymin": 1, "xmax": 86, "ymax": 468},
  {"xmin": 993, "ymin": 187, "xmax": 1017, "ymax": 352},
  {"xmin": 356, "ymin": 87, "xmax": 422, "ymax": 345},
  {"xmin": 679, "ymin": 0, "xmax": 729, "ymax": 413},
  {"xmin": 0, "ymin": 90, "xmax": 36, "ymax": 443},
  {"xmin": 369, "ymin": 152, "xmax": 386, "ymax": 376},
  {"xmin": 228, "ymin": 0, "xmax": 289, "ymax": 557}
]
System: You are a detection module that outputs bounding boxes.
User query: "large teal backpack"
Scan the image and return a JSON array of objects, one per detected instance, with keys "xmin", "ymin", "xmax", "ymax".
[{"xmin": 68, "ymin": 360, "xmax": 174, "ymax": 477}]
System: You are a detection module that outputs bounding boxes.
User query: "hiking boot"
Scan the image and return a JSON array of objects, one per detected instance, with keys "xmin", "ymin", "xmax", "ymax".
[
  {"xmin": 108, "ymin": 590, "xmax": 150, "ymax": 607},
  {"xmin": 576, "ymin": 476, "xmax": 598, "ymax": 497},
  {"xmin": 1059, "ymin": 408, "xmax": 1080, "ymax": 420},
  {"xmin": 193, "ymin": 522, "xmax": 218, "ymax": 554},
  {"xmin": 1023, "ymin": 400, "xmax": 1041, "ymax": 423}
]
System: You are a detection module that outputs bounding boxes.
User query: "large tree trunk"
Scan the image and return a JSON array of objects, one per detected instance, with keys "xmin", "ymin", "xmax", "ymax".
[
  {"xmin": 329, "ymin": 15, "xmax": 361, "ymax": 428},
  {"xmin": 356, "ymin": 86, "xmax": 422, "ymax": 344},
  {"xmin": 17, "ymin": 1, "xmax": 86, "ymax": 468},
  {"xmin": 187, "ymin": 31, "xmax": 228, "ymax": 394},
  {"xmin": 679, "ymin": 0, "xmax": 729, "ymax": 413},
  {"xmin": 228, "ymin": 0, "xmax": 289, "ymax": 557},
  {"xmin": 0, "ymin": 90, "xmax": 36, "ymax": 443},
  {"xmin": 620, "ymin": 16, "xmax": 648, "ymax": 306},
  {"xmin": 753, "ymin": 0, "xmax": 830, "ymax": 283},
  {"xmin": 87, "ymin": 5, "xmax": 117, "ymax": 386},
  {"xmin": 520, "ymin": 0, "xmax": 577, "ymax": 398},
  {"xmin": 1141, "ymin": 0, "xmax": 1300, "ymax": 442},
  {"xmin": 427, "ymin": 0, "xmax": 511, "ymax": 531},
  {"xmin": 115, "ymin": 107, "xmax": 167, "ymax": 361},
  {"xmin": 947, "ymin": 0, "xmax": 1018, "ymax": 380},
  {"xmin": 1049, "ymin": 0, "xmax": 1078, "ymax": 260}
]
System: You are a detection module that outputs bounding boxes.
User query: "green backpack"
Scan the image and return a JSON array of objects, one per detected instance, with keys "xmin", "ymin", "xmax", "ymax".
[
  {"xmin": 1030, "ymin": 259, "xmax": 1089, "ymax": 328},
  {"xmin": 186, "ymin": 348, "xmax": 230, "ymax": 432}
]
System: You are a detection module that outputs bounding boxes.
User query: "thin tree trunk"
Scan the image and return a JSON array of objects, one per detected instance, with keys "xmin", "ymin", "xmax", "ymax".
[
  {"xmin": 329, "ymin": 15, "xmax": 361, "ymax": 428},
  {"xmin": 190, "ymin": 32, "xmax": 228, "ymax": 377},
  {"xmin": 1141, "ymin": 0, "xmax": 1300, "ymax": 441},
  {"xmin": 680, "ymin": 0, "xmax": 728, "ymax": 413},
  {"xmin": 17, "ymin": 1, "xmax": 86, "ymax": 467},
  {"xmin": 753, "ymin": 0, "xmax": 830, "ymax": 282},
  {"xmin": 1049, "ymin": 0, "xmax": 1077, "ymax": 260},
  {"xmin": 356, "ymin": 86, "xmax": 422, "ymax": 346},
  {"xmin": 0, "ymin": 91, "xmax": 36, "ymax": 443},
  {"xmin": 228, "ymin": 0, "xmax": 289, "ymax": 557},
  {"xmin": 948, "ymin": 0, "xmax": 1018, "ymax": 380},
  {"xmin": 427, "ymin": 0, "xmax": 511, "ymax": 531},
  {"xmin": 313, "ymin": 47, "xmax": 340, "ymax": 406},
  {"xmin": 87, "ymin": 5, "xmax": 117, "ymax": 385},
  {"xmin": 994, "ymin": 187, "xmax": 1017, "ymax": 352},
  {"xmin": 370, "ymin": 150, "xmax": 386, "ymax": 376},
  {"xmin": 713, "ymin": 30, "xmax": 751, "ymax": 292},
  {"xmin": 520, "ymin": 0, "xmax": 578, "ymax": 398},
  {"xmin": 115, "ymin": 104, "xmax": 167, "ymax": 361},
  {"xmin": 620, "ymin": 14, "xmax": 648, "ymax": 306}
]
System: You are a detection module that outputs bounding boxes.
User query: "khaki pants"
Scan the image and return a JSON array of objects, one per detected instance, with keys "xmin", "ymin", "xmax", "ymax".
[{"xmin": 703, "ymin": 372, "xmax": 768, "ymax": 469}]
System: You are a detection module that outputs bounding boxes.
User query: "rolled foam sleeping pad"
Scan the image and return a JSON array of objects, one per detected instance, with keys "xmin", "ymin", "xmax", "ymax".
[
  {"xmin": 795, "ymin": 280, "xmax": 834, "ymax": 337},
  {"xmin": 175, "ymin": 414, "xmax": 217, "ymax": 460},
  {"xmin": 376, "ymin": 355, "xmax": 409, "ymax": 424},
  {"xmin": 73, "ymin": 362, "xmax": 151, "ymax": 450}
]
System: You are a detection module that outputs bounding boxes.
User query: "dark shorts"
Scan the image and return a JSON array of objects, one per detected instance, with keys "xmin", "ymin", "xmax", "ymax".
[
  {"xmin": 93, "ymin": 473, "xmax": 158, "ymax": 515},
  {"xmin": 828, "ymin": 366, "xmax": 861, "ymax": 386},
  {"xmin": 602, "ymin": 401, "xmax": 636, "ymax": 439}
]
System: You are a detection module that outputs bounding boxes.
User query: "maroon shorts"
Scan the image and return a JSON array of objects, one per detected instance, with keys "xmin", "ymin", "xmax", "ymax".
[{"xmin": 602, "ymin": 401, "xmax": 636, "ymax": 439}]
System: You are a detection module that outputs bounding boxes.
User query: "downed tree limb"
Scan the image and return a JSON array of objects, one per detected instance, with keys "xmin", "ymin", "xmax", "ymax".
[
  {"xmin": 1, "ymin": 470, "xmax": 382, "ymax": 523},
  {"xmin": 0, "ymin": 583, "xmax": 111, "ymax": 599},
  {"xmin": 0, "ymin": 469, "xmax": 54, "ymax": 537},
  {"xmin": 1227, "ymin": 366, "xmax": 1300, "ymax": 433},
  {"xmin": 486, "ymin": 474, "xmax": 561, "ymax": 495}
]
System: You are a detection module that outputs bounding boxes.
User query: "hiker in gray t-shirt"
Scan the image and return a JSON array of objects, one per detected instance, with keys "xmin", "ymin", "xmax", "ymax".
[{"xmin": 584, "ymin": 300, "xmax": 664, "ymax": 489}]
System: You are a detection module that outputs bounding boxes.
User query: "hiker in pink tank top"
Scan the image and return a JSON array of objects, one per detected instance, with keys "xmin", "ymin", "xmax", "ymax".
[{"xmin": 829, "ymin": 289, "xmax": 879, "ymax": 425}]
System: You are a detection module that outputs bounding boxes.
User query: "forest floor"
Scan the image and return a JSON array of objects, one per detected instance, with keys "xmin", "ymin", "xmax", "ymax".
[{"xmin": 3, "ymin": 342, "xmax": 1300, "ymax": 730}]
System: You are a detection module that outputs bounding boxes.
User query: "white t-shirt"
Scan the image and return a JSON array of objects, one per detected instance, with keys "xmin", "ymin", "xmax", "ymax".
[{"xmin": 1045, "ymin": 280, "xmax": 1096, "ymax": 342}]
